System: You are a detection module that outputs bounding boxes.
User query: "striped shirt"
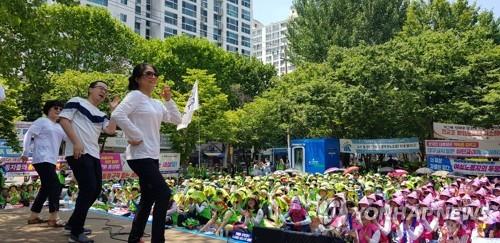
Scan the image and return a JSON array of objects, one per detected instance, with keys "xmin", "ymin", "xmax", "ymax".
[{"xmin": 60, "ymin": 97, "xmax": 109, "ymax": 159}]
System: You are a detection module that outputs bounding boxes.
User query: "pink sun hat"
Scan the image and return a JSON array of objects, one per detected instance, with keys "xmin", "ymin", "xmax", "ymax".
[
  {"xmin": 334, "ymin": 192, "xmax": 346, "ymax": 201},
  {"xmin": 367, "ymin": 193, "xmax": 377, "ymax": 202},
  {"xmin": 446, "ymin": 214, "xmax": 462, "ymax": 224},
  {"xmin": 440, "ymin": 189, "xmax": 452, "ymax": 198},
  {"xmin": 476, "ymin": 187, "xmax": 488, "ymax": 197},
  {"xmin": 472, "ymin": 179, "xmax": 481, "ymax": 188},
  {"xmin": 390, "ymin": 196, "xmax": 405, "ymax": 206},
  {"xmin": 492, "ymin": 196, "xmax": 500, "ymax": 205},
  {"xmin": 372, "ymin": 200, "xmax": 384, "ymax": 207},
  {"xmin": 486, "ymin": 211, "xmax": 500, "ymax": 225},
  {"xmin": 420, "ymin": 194, "xmax": 434, "ymax": 207},
  {"xmin": 470, "ymin": 199, "xmax": 481, "ymax": 208},
  {"xmin": 393, "ymin": 191, "xmax": 403, "ymax": 198},
  {"xmin": 430, "ymin": 200, "xmax": 445, "ymax": 210},
  {"xmin": 407, "ymin": 191, "xmax": 419, "ymax": 200},
  {"xmin": 359, "ymin": 196, "xmax": 370, "ymax": 206},
  {"xmin": 446, "ymin": 197, "xmax": 458, "ymax": 206}
]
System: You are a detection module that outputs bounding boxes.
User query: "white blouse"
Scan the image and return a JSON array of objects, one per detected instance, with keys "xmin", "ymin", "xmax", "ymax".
[
  {"xmin": 111, "ymin": 90, "xmax": 182, "ymax": 160},
  {"xmin": 22, "ymin": 117, "xmax": 66, "ymax": 164}
]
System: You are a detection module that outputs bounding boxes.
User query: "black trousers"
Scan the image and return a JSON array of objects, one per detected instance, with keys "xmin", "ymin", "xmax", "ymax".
[
  {"xmin": 31, "ymin": 162, "xmax": 61, "ymax": 213},
  {"xmin": 127, "ymin": 158, "xmax": 171, "ymax": 243},
  {"xmin": 66, "ymin": 154, "xmax": 102, "ymax": 236}
]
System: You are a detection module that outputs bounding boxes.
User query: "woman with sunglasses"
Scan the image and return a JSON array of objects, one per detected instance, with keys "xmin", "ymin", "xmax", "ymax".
[
  {"xmin": 112, "ymin": 63, "xmax": 182, "ymax": 243},
  {"xmin": 21, "ymin": 100, "xmax": 67, "ymax": 227}
]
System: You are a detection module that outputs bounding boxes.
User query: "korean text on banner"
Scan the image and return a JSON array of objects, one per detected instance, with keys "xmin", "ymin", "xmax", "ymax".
[
  {"xmin": 100, "ymin": 153, "xmax": 123, "ymax": 172},
  {"xmin": 425, "ymin": 140, "xmax": 500, "ymax": 158},
  {"xmin": 427, "ymin": 156, "xmax": 500, "ymax": 176},
  {"xmin": 159, "ymin": 153, "xmax": 180, "ymax": 176},
  {"xmin": 433, "ymin": 122, "xmax": 500, "ymax": 140},
  {"xmin": 340, "ymin": 137, "xmax": 420, "ymax": 154},
  {"xmin": 3, "ymin": 156, "xmax": 67, "ymax": 177}
]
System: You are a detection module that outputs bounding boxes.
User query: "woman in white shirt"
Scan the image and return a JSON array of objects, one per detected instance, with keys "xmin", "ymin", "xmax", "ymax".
[
  {"xmin": 21, "ymin": 100, "xmax": 66, "ymax": 227},
  {"xmin": 111, "ymin": 63, "xmax": 182, "ymax": 243}
]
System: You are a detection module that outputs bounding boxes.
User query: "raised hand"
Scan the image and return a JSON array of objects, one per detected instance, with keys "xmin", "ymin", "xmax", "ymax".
[
  {"xmin": 160, "ymin": 85, "xmax": 172, "ymax": 101},
  {"xmin": 109, "ymin": 96, "xmax": 121, "ymax": 112}
]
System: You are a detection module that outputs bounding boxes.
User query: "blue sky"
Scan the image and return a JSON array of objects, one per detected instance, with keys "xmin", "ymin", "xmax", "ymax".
[{"xmin": 253, "ymin": 0, "xmax": 500, "ymax": 25}]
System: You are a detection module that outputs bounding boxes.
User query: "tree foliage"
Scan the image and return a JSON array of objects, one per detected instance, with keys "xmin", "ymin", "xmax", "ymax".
[
  {"xmin": 132, "ymin": 36, "xmax": 276, "ymax": 108},
  {"xmin": 0, "ymin": 79, "xmax": 21, "ymax": 151},
  {"xmin": 402, "ymin": 0, "xmax": 500, "ymax": 42},
  {"xmin": 0, "ymin": 2, "xmax": 139, "ymax": 120},
  {"xmin": 165, "ymin": 69, "xmax": 230, "ymax": 163},
  {"xmin": 46, "ymin": 70, "xmax": 129, "ymax": 113},
  {"xmin": 287, "ymin": 0, "xmax": 408, "ymax": 63},
  {"xmin": 232, "ymin": 26, "xmax": 500, "ymax": 150}
]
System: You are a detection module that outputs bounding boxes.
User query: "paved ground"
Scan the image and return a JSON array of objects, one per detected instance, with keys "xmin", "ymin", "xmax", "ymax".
[{"xmin": 0, "ymin": 207, "xmax": 224, "ymax": 243}]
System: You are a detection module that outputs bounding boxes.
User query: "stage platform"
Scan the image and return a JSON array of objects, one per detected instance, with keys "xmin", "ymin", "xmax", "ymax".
[{"xmin": 0, "ymin": 207, "xmax": 224, "ymax": 243}]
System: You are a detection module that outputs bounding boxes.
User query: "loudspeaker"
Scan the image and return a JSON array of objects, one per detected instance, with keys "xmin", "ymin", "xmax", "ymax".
[{"xmin": 252, "ymin": 226, "xmax": 285, "ymax": 243}]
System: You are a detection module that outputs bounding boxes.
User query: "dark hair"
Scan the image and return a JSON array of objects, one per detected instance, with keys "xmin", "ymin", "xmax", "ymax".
[
  {"xmin": 89, "ymin": 80, "xmax": 108, "ymax": 89},
  {"xmin": 88, "ymin": 80, "xmax": 108, "ymax": 96},
  {"xmin": 245, "ymin": 197, "xmax": 259, "ymax": 214},
  {"xmin": 43, "ymin": 100, "xmax": 64, "ymax": 115},
  {"xmin": 346, "ymin": 201, "xmax": 356, "ymax": 209},
  {"xmin": 128, "ymin": 63, "xmax": 159, "ymax": 91}
]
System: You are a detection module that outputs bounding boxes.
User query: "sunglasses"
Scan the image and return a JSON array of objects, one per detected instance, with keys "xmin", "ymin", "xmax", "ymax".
[
  {"xmin": 52, "ymin": 107, "xmax": 63, "ymax": 111},
  {"xmin": 143, "ymin": 71, "xmax": 159, "ymax": 78}
]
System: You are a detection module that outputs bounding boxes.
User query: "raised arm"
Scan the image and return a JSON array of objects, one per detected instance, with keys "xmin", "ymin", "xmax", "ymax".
[
  {"xmin": 102, "ymin": 96, "xmax": 120, "ymax": 135},
  {"xmin": 159, "ymin": 85, "xmax": 182, "ymax": 125}
]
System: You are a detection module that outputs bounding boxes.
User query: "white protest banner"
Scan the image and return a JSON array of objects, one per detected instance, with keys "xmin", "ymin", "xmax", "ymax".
[
  {"xmin": 177, "ymin": 81, "xmax": 199, "ymax": 130},
  {"xmin": 340, "ymin": 137, "xmax": 420, "ymax": 154},
  {"xmin": 425, "ymin": 140, "xmax": 500, "ymax": 158},
  {"xmin": 433, "ymin": 122, "xmax": 500, "ymax": 140},
  {"xmin": 159, "ymin": 153, "xmax": 180, "ymax": 177}
]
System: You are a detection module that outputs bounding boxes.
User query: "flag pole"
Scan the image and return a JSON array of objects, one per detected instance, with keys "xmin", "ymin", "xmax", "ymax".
[{"xmin": 198, "ymin": 117, "xmax": 201, "ymax": 169}]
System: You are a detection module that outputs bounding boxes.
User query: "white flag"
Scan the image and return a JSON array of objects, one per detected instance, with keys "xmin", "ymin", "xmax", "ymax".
[
  {"xmin": 0, "ymin": 85, "xmax": 5, "ymax": 102},
  {"xmin": 177, "ymin": 81, "xmax": 200, "ymax": 130}
]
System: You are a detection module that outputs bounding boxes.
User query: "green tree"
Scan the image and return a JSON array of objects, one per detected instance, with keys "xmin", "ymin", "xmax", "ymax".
[
  {"xmin": 233, "ymin": 28, "xmax": 499, "ymax": 153},
  {"xmin": 287, "ymin": 0, "xmax": 408, "ymax": 63},
  {"xmin": 1, "ymin": 3, "xmax": 139, "ymax": 121},
  {"xmin": 45, "ymin": 70, "xmax": 129, "ymax": 112},
  {"xmin": 0, "ymin": 79, "xmax": 21, "ymax": 151},
  {"xmin": 165, "ymin": 69, "xmax": 230, "ymax": 164},
  {"xmin": 133, "ymin": 36, "xmax": 276, "ymax": 108},
  {"xmin": 326, "ymin": 29, "xmax": 500, "ymax": 143},
  {"xmin": 402, "ymin": 0, "xmax": 500, "ymax": 42}
]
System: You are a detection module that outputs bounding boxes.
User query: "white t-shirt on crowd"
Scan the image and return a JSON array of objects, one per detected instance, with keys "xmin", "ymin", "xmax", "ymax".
[
  {"xmin": 59, "ymin": 97, "xmax": 109, "ymax": 159},
  {"xmin": 22, "ymin": 117, "xmax": 67, "ymax": 164},
  {"xmin": 111, "ymin": 90, "xmax": 182, "ymax": 160}
]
